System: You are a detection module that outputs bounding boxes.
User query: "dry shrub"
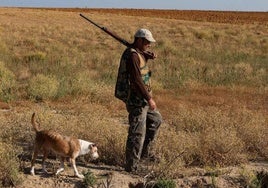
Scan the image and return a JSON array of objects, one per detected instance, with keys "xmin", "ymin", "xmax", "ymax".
[
  {"xmin": 28, "ymin": 74, "xmax": 59, "ymax": 100},
  {"xmin": 23, "ymin": 51, "xmax": 46, "ymax": 63},
  {"xmin": 0, "ymin": 61, "xmax": 17, "ymax": 101},
  {"xmin": 94, "ymin": 124, "xmax": 126, "ymax": 166},
  {"xmin": 88, "ymin": 83, "xmax": 115, "ymax": 104},
  {"xmin": 234, "ymin": 63, "xmax": 253, "ymax": 75},
  {"xmin": 198, "ymin": 125, "xmax": 245, "ymax": 166},
  {"xmin": 0, "ymin": 142, "xmax": 23, "ymax": 187},
  {"xmin": 161, "ymin": 106, "xmax": 255, "ymax": 167},
  {"xmin": 192, "ymin": 29, "xmax": 210, "ymax": 40},
  {"xmin": 155, "ymin": 126, "xmax": 191, "ymax": 178},
  {"xmin": 239, "ymin": 166, "xmax": 263, "ymax": 188},
  {"xmin": 156, "ymin": 126, "xmax": 244, "ymax": 170},
  {"xmin": 70, "ymin": 71, "xmax": 94, "ymax": 95},
  {"xmin": 235, "ymin": 110, "xmax": 268, "ymax": 159},
  {"xmin": 0, "ymin": 37, "xmax": 8, "ymax": 59}
]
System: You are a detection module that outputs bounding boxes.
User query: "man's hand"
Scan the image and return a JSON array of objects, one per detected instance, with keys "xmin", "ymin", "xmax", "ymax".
[
  {"xmin": 148, "ymin": 98, "xmax": 157, "ymax": 110},
  {"xmin": 144, "ymin": 51, "xmax": 157, "ymax": 60},
  {"xmin": 151, "ymin": 52, "xmax": 157, "ymax": 59}
]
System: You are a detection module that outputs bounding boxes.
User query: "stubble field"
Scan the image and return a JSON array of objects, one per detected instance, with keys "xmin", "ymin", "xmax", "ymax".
[{"xmin": 0, "ymin": 8, "xmax": 267, "ymax": 188}]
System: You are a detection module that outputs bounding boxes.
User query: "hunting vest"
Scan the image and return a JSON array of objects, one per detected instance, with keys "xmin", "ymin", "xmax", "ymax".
[{"xmin": 115, "ymin": 48, "xmax": 151, "ymax": 106}]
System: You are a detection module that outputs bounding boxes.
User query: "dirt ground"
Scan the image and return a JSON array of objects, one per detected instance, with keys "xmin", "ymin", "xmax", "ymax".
[
  {"xmin": 16, "ymin": 158, "xmax": 268, "ymax": 188},
  {"xmin": 18, "ymin": 160, "xmax": 141, "ymax": 188}
]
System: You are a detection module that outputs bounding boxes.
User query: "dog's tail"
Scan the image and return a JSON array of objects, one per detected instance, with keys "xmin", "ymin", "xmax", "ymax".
[{"xmin": 31, "ymin": 113, "xmax": 40, "ymax": 132}]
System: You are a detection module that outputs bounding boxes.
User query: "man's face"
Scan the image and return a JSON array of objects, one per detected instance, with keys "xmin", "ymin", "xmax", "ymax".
[{"xmin": 138, "ymin": 38, "xmax": 151, "ymax": 51}]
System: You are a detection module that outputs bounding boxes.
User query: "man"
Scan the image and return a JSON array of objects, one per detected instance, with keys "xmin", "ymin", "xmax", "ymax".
[{"xmin": 115, "ymin": 28, "xmax": 162, "ymax": 173}]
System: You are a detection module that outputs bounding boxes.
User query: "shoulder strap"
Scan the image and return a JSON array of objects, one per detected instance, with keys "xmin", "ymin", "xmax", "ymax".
[{"xmin": 129, "ymin": 48, "xmax": 146, "ymax": 69}]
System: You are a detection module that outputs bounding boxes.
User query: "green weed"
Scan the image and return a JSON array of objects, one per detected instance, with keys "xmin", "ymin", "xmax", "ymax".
[
  {"xmin": 239, "ymin": 167, "xmax": 262, "ymax": 188},
  {"xmin": 28, "ymin": 74, "xmax": 59, "ymax": 101},
  {"xmin": 155, "ymin": 179, "xmax": 177, "ymax": 188},
  {"xmin": 83, "ymin": 170, "xmax": 97, "ymax": 187},
  {"xmin": 0, "ymin": 61, "xmax": 17, "ymax": 101}
]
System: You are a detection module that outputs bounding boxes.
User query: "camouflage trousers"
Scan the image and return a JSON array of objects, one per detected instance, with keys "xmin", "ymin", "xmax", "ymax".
[{"xmin": 125, "ymin": 105, "xmax": 162, "ymax": 172}]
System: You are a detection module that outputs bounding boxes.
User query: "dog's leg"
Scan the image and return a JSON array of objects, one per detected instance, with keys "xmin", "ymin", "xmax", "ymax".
[
  {"xmin": 56, "ymin": 157, "xmax": 65, "ymax": 175},
  {"xmin": 42, "ymin": 149, "xmax": 49, "ymax": 174},
  {"xmin": 70, "ymin": 157, "xmax": 84, "ymax": 178},
  {"xmin": 30, "ymin": 146, "xmax": 39, "ymax": 175}
]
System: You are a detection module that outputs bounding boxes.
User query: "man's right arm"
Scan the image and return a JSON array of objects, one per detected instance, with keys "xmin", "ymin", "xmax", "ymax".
[
  {"xmin": 127, "ymin": 52, "xmax": 152, "ymax": 101},
  {"xmin": 127, "ymin": 52, "xmax": 157, "ymax": 110}
]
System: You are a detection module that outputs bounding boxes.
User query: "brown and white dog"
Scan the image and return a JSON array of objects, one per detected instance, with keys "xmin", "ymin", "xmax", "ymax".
[{"xmin": 30, "ymin": 113, "xmax": 99, "ymax": 178}]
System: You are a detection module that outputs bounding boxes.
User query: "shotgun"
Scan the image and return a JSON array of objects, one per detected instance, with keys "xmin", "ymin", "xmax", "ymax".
[{"xmin": 79, "ymin": 13, "xmax": 155, "ymax": 59}]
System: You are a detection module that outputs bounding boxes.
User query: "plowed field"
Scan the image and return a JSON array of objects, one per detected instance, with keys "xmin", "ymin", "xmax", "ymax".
[{"xmin": 40, "ymin": 8, "xmax": 268, "ymax": 24}]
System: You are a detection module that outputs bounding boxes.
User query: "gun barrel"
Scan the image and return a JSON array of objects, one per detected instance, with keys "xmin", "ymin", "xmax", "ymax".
[
  {"xmin": 80, "ymin": 13, "xmax": 130, "ymax": 47},
  {"xmin": 79, "ymin": 14, "xmax": 103, "ymax": 30}
]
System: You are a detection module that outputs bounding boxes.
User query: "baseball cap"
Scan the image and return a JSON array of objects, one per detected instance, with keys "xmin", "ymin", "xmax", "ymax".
[{"xmin": 134, "ymin": 28, "xmax": 156, "ymax": 43}]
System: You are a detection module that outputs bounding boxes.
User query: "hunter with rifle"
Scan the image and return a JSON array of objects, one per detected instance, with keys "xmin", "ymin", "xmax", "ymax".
[{"xmin": 80, "ymin": 14, "xmax": 162, "ymax": 173}]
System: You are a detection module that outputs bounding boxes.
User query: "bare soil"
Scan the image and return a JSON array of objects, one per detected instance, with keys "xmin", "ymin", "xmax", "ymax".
[
  {"xmin": 18, "ymin": 161, "xmax": 141, "ymax": 188},
  {"xmin": 39, "ymin": 8, "xmax": 268, "ymax": 24},
  {"xmin": 16, "ymin": 158, "xmax": 268, "ymax": 188}
]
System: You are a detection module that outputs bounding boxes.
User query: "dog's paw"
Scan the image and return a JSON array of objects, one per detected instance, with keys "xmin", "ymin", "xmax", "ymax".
[
  {"xmin": 76, "ymin": 174, "xmax": 85, "ymax": 179},
  {"xmin": 56, "ymin": 168, "xmax": 64, "ymax": 175},
  {"xmin": 30, "ymin": 168, "xmax": 35, "ymax": 176},
  {"xmin": 42, "ymin": 169, "xmax": 49, "ymax": 174}
]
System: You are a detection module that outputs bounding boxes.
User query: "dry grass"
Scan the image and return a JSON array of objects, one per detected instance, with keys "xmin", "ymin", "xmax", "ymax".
[
  {"xmin": 0, "ymin": 8, "xmax": 267, "ymax": 186},
  {"xmin": 0, "ymin": 140, "xmax": 23, "ymax": 187}
]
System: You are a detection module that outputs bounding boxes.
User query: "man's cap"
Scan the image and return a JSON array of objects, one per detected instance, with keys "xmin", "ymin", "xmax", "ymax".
[{"xmin": 134, "ymin": 28, "xmax": 156, "ymax": 43}]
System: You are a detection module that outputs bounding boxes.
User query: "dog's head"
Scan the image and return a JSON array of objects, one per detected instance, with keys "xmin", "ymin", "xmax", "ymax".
[
  {"xmin": 79, "ymin": 140, "xmax": 99, "ymax": 160},
  {"xmin": 88, "ymin": 143, "xmax": 99, "ymax": 160}
]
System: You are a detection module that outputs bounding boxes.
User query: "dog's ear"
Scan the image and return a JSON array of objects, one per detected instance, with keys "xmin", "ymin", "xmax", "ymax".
[{"xmin": 89, "ymin": 143, "xmax": 97, "ymax": 149}]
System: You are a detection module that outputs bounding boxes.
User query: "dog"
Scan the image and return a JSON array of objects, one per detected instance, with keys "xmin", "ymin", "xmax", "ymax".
[{"xmin": 30, "ymin": 113, "xmax": 99, "ymax": 178}]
